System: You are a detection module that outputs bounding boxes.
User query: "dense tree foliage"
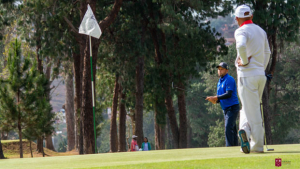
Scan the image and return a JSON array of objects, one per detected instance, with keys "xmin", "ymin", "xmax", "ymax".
[
  {"xmin": 0, "ymin": 0, "xmax": 299, "ymax": 158},
  {"xmin": 0, "ymin": 39, "xmax": 54, "ymax": 158}
]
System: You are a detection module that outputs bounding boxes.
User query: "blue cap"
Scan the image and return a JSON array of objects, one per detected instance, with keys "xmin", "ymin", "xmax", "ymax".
[{"xmin": 216, "ymin": 62, "xmax": 229, "ymax": 70}]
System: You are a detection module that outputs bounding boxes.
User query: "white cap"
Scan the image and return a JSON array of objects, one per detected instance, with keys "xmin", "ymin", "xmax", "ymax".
[
  {"xmin": 132, "ymin": 135, "xmax": 138, "ymax": 138},
  {"xmin": 235, "ymin": 5, "xmax": 252, "ymax": 18}
]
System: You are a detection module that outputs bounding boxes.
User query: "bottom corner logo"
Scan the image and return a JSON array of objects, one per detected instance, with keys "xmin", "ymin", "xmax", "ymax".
[{"xmin": 275, "ymin": 158, "xmax": 282, "ymax": 167}]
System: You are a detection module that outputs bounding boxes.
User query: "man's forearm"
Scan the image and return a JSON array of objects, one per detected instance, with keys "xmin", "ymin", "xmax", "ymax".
[
  {"xmin": 217, "ymin": 90, "xmax": 233, "ymax": 100},
  {"xmin": 237, "ymin": 47, "xmax": 248, "ymax": 65},
  {"xmin": 236, "ymin": 32, "xmax": 248, "ymax": 65}
]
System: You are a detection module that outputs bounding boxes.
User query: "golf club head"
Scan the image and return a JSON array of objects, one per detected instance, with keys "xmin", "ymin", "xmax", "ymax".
[{"xmin": 267, "ymin": 149, "xmax": 274, "ymax": 151}]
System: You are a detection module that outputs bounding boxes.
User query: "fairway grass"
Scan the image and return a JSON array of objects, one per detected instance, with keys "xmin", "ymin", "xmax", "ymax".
[{"xmin": 0, "ymin": 144, "xmax": 299, "ymax": 169}]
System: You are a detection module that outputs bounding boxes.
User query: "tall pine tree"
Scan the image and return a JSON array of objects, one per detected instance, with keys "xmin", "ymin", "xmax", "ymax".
[{"xmin": 0, "ymin": 39, "xmax": 54, "ymax": 158}]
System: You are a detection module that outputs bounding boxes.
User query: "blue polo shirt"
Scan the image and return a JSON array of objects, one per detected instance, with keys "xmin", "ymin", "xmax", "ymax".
[{"xmin": 217, "ymin": 74, "xmax": 239, "ymax": 110}]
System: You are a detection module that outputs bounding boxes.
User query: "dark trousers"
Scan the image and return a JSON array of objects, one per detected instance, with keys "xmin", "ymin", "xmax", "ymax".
[{"xmin": 223, "ymin": 104, "xmax": 239, "ymax": 147}]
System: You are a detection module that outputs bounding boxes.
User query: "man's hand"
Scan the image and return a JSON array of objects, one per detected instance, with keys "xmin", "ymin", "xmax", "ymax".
[
  {"xmin": 237, "ymin": 56, "xmax": 252, "ymax": 67},
  {"xmin": 205, "ymin": 96, "xmax": 218, "ymax": 104}
]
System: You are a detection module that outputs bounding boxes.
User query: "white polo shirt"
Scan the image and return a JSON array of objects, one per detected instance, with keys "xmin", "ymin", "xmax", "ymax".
[{"xmin": 234, "ymin": 22, "xmax": 271, "ymax": 77}]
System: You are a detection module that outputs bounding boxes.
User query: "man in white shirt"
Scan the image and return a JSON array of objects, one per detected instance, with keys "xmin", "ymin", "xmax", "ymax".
[{"xmin": 234, "ymin": 5, "xmax": 271, "ymax": 154}]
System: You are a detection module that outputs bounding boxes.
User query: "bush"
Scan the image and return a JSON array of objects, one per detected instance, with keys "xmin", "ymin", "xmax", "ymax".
[{"xmin": 207, "ymin": 119, "xmax": 225, "ymax": 147}]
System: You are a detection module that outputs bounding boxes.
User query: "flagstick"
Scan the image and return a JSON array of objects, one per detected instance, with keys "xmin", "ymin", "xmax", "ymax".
[{"xmin": 89, "ymin": 35, "xmax": 97, "ymax": 153}]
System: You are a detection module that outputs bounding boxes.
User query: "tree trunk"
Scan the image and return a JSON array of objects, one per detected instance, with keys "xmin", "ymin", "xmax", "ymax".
[
  {"xmin": 165, "ymin": 86, "xmax": 179, "ymax": 149},
  {"xmin": 154, "ymin": 99, "xmax": 166, "ymax": 150},
  {"xmin": 30, "ymin": 141, "xmax": 33, "ymax": 158},
  {"xmin": 18, "ymin": 100, "xmax": 23, "ymax": 158},
  {"xmin": 262, "ymin": 33, "xmax": 277, "ymax": 145},
  {"xmin": 42, "ymin": 138, "xmax": 45, "ymax": 157},
  {"xmin": 127, "ymin": 120, "xmax": 131, "ymax": 151},
  {"xmin": 36, "ymin": 137, "xmax": 44, "ymax": 154},
  {"xmin": 0, "ymin": 138, "xmax": 4, "ymax": 159},
  {"xmin": 159, "ymin": 125, "xmax": 165, "ymax": 149},
  {"xmin": 154, "ymin": 110, "xmax": 159, "ymax": 150},
  {"xmin": 177, "ymin": 82, "xmax": 187, "ymax": 148},
  {"xmin": 43, "ymin": 60, "xmax": 55, "ymax": 152},
  {"xmin": 166, "ymin": 117, "xmax": 173, "ymax": 149},
  {"xmin": 37, "ymin": 137, "xmax": 45, "ymax": 157},
  {"xmin": 129, "ymin": 109, "xmax": 136, "ymax": 135},
  {"xmin": 80, "ymin": 38, "xmax": 94, "ymax": 154},
  {"xmin": 154, "ymin": 113, "xmax": 165, "ymax": 150},
  {"xmin": 65, "ymin": 67, "xmax": 75, "ymax": 151},
  {"xmin": 135, "ymin": 55, "xmax": 145, "ymax": 146},
  {"xmin": 44, "ymin": 62, "xmax": 56, "ymax": 152},
  {"xmin": 262, "ymin": 82, "xmax": 273, "ymax": 145},
  {"xmin": 73, "ymin": 48, "xmax": 84, "ymax": 154},
  {"xmin": 154, "ymin": 123, "xmax": 165, "ymax": 150},
  {"xmin": 71, "ymin": 1, "xmax": 90, "ymax": 154},
  {"xmin": 45, "ymin": 135, "xmax": 55, "ymax": 151},
  {"xmin": 118, "ymin": 86, "xmax": 126, "ymax": 152},
  {"xmin": 110, "ymin": 75, "xmax": 119, "ymax": 152},
  {"xmin": 187, "ymin": 123, "xmax": 192, "ymax": 148},
  {"xmin": 272, "ymin": 84, "xmax": 278, "ymax": 143}
]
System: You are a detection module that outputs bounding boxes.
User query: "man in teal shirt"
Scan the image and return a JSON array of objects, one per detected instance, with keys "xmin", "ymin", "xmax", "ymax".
[{"xmin": 206, "ymin": 62, "xmax": 240, "ymax": 146}]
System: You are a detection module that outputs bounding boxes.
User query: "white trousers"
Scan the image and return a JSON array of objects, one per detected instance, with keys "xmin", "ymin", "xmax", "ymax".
[{"xmin": 238, "ymin": 75, "xmax": 266, "ymax": 152}]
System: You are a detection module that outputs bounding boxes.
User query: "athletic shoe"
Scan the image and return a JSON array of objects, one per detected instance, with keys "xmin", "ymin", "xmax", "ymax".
[{"xmin": 238, "ymin": 129, "xmax": 250, "ymax": 154}]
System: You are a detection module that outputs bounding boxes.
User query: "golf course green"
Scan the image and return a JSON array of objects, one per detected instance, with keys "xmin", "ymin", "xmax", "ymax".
[{"xmin": 0, "ymin": 144, "xmax": 299, "ymax": 168}]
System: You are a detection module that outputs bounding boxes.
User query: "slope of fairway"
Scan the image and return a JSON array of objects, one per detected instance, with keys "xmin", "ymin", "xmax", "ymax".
[{"xmin": 0, "ymin": 144, "xmax": 299, "ymax": 169}]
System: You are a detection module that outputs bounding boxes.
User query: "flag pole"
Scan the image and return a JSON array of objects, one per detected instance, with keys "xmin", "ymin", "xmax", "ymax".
[
  {"xmin": 79, "ymin": 4, "xmax": 101, "ymax": 154},
  {"xmin": 89, "ymin": 35, "xmax": 97, "ymax": 153}
]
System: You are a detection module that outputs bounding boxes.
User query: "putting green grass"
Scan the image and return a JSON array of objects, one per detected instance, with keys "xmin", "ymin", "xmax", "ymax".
[{"xmin": 0, "ymin": 144, "xmax": 299, "ymax": 169}]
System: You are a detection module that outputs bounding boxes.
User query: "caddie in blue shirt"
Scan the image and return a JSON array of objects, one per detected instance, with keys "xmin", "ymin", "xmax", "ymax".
[{"xmin": 206, "ymin": 62, "xmax": 240, "ymax": 146}]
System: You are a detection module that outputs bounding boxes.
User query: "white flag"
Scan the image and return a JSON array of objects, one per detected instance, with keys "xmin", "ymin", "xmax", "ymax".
[{"xmin": 79, "ymin": 4, "xmax": 102, "ymax": 39}]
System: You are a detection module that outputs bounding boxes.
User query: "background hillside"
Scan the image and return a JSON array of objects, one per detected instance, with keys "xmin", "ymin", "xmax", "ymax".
[{"xmin": 50, "ymin": 77, "xmax": 66, "ymax": 112}]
